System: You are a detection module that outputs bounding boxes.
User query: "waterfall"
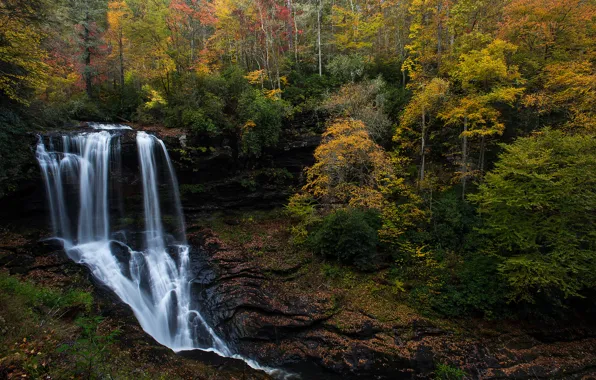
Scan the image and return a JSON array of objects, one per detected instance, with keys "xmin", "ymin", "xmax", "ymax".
[
  {"xmin": 36, "ymin": 128, "xmax": 290, "ymax": 378},
  {"xmin": 36, "ymin": 130, "xmax": 226, "ymax": 351}
]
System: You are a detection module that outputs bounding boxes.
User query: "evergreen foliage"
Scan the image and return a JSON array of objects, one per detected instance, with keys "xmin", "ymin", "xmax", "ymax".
[
  {"xmin": 470, "ymin": 129, "xmax": 596, "ymax": 302},
  {"xmin": 309, "ymin": 208, "xmax": 382, "ymax": 271}
]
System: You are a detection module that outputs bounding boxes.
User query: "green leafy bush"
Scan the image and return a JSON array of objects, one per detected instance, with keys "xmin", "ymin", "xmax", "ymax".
[
  {"xmin": 327, "ymin": 54, "xmax": 365, "ymax": 83},
  {"xmin": 469, "ymin": 129, "xmax": 596, "ymax": 302},
  {"xmin": 309, "ymin": 208, "xmax": 382, "ymax": 271},
  {"xmin": 286, "ymin": 193, "xmax": 321, "ymax": 245},
  {"xmin": 0, "ymin": 108, "xmax": 36, "ymax": 198},
  {"xmin": 409, "ymin": 255, "xmax": 509, "ymax": 319},
  {"xmin": 57, "ymin": 316, "xmax": 120, "ymax": 378},
  {"xmin": 238, "ymin": 89, "xmax": 286, "ymax": 157},
  {"xmin": 434, "ymin": 363, "xmax": 466, "ymax": 380},
  {"xmin": 429, "ymin": 189, "xmax": 480, "ymax": 253}
]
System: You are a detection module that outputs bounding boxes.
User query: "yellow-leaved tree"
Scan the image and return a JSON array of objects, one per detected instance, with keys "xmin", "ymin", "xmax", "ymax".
[
  {"xmin": 397, "ymin": 77, "xmax": 450, "ymax": 185},
  {"xmin": 290, "ymin": 118, "xmax": 424, "ymax": 248},
  {"xmin": 0, "ymin": 15, "xmax": 48, "ymax": 105},
  {"xmin": 440, "ymin": 39, "xmax": 524, "ymax": 195},
  {"xmin": 304, "ymin": 118, "xmax": 392, "ymax": 208},
  {"xmin": 525, "ymin": 61, "xmax": 596, "ymax": 133}
]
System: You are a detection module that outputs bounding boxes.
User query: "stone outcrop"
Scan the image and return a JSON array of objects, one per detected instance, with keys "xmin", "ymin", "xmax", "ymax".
[
  {"xmin": 188, "ymin": 228, "xmax": 596, "ymax": 380},
  {"xmin": 0, "ymin": 123, "xmax": 320, "ymax": 217}
]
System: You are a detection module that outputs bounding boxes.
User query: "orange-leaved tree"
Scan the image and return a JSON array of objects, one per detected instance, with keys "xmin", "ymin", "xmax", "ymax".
[
  {"xmin": 304, "ymin": 118, "xmax": 393, "ymax": 208},
  {"xmin": 293, "ymin": 117, "xmax": 424, "ymax": 248}
]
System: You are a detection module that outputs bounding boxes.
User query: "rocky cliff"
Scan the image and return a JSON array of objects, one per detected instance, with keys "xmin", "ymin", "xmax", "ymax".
[{"xmin": 186, "ymin": 226, "xmax": 596, "ymax": 379}]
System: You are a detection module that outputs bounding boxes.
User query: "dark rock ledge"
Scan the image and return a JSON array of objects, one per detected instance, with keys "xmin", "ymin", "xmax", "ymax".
[{"xmin": 188, "ymin": 228, "xmax": 596, "ymax": 380}]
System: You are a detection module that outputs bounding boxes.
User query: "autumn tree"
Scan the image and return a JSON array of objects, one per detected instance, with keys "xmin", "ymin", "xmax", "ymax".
[
  {"xmin": 403, "ymin": 0, "xmax": 453, "ymax": 80},
  {"xmin": 106, "ymin": 1, "xmax": 130, "ymax": 93},
  {"xmin": 500, "ymin": 0, "xmax": 596, "ymax": 74},
  {"xmin": 303, "ymin": 118, "xmax": 394, "ymax": 208},
  {"xmin": 398, "ymin": 77, "xmax": 449, "ymax": 184},
  {"xmin": 207, "ymin": 0, "xmax": 293, "ymax": 89},
  {"xmin": 124, "ymin": 0, "xmax": 175, "ymax": 96},
  {"xmin": 64, "ymin": 0, "xmax": 109, "ymax": 98},
  {"xmin": 440, "ymin": 39, "xmax": 524, "ymax": 195},
  {"xmin": 525, "ymin": 61, "xmax": 596, "ymax": 133},
  {"xmin": 168, "ymin": 0, "xmax": 216, "ymax": 70},
  {"xmin": 0, "ymin": 12, "xmax": 48, "ymax": 105},
  {"xmin": 330, "ymin": 2, "xmax": 382, "ymax": 55},
  {"xmin": 322, "ymin": 77, "xmax": 391, "ymax": 144}
]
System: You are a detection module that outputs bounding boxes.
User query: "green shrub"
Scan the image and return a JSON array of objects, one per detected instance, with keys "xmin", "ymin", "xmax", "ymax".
[
  {"xmin": 286, "ymin": 193, "xmax": 321, "ymax": 245},
  {"xmin": 180, "ymin": 184, "xmax": 206, "ymax": 195},
  {"xmin": 429, "ymin": 189, "xmax": 480, "ymax": 253},
  {"xmin": 412, "ymin": 255, "xmax": 509, "ymax": 319},
  {"xmin": 327, "ymin": 54, "xmax": 365, "ymax": 83},
  {"xmin": 434, "ymin": 363, "xmax": 466, "ymax": 380},
  {"xmin": 309, "ymin": 208, "xmax": 382, "ymax": 271},
  {"xmin": 321, "ymin": 263, "xmax": 344, "ymax": 279},
  {"xmin": 469, "ymin": 129, "xmax": 596, "ymax": 302},
  {"xmin": 283, "ymin": 71, "xmax": 332, "ymax": 114},
  {"xmin": 238, "ymin": 89, "xmax": 287, "ymax": 157},
  {"xmin": 257, "ymin": 168, "xmax": 294, "ymax": 186},
  {"xmin": 57, "ymin": 316, "xmax": 120, "ymax": 378},
  {"xmin": 180, "ymin": 108, "xmax": 218, "ymax": 135}
]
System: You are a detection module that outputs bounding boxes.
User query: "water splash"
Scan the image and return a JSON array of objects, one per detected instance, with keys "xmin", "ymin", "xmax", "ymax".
[{"xmin": 36, "ymin": 129, "xmax": 293, "ymax": 379}]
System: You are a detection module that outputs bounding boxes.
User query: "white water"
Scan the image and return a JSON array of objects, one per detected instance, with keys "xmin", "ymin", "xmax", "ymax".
[
  {"xmin": 36, "ymin": 129, "xmax": 290, "ymax": 378},
  {"xmin": 88, "ymin": 122, "xmax": 133, "ymax": 130}
]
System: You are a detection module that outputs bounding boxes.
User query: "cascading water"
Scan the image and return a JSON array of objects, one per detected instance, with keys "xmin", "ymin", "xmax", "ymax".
[{"xmin": 36, "ymin": 128, "xmax": 289, "ymax": 378}]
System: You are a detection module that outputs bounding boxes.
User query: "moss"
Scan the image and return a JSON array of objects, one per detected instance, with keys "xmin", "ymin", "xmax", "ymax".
[
  {"xmin": 0, "ymin": 272, "xmax": 93, "ymax": 312},
  {"xmin": 434, "ymin": 363, "xmax": 466, "ymax": 379}
]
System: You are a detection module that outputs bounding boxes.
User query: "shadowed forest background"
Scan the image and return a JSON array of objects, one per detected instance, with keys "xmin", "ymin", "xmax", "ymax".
[{"xmin": 1, "ymin": 0, "xmax": 596, "ymax": 333}]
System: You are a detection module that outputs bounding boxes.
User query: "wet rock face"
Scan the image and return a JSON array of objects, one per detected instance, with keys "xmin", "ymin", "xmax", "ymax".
[
  {"xmin": 187, "ymin": 229, "xmax": 416, "ymax": 379},
  {"xmin": 187, "ymin": 228, "xmax": 596, "ymax": 380},
  {"xmin": 169, "ymin": 131, "xmax": 321, "ymax": 211},
  {"xmin": 2, "ymin": 125, "xmax": 320, "ymax": 218}
]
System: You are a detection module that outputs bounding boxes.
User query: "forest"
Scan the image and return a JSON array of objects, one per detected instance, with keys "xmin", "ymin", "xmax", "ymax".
[{"xmin": 0, "ymin": 0, "xmax": 595, "ymax": 378}]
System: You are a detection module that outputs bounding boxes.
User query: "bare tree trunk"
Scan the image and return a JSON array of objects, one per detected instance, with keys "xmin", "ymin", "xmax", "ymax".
[
  {"xmin": 479, "ymin": 135, "xmax": 486, "ymax": 176},
  {"xmin": 119, "ymin": 27, "xmax": 124, "ymax": 89},
  {"xmin": 419, "ymin": 109, "xmax": 426, "ymax": 184},
  {"xmin": 461, "ymin": 116, "xmax": 468, "ymax": 200},
  {"xmin": 293, "ymin": 5, "xmax": 299, "ymax": 62},
  {"xmin": 317, "ymin": 0, "xmax": 322, "ymax": 76},
  {"xmin": 83, "ymin": 12, "xmax": 93, "ymax": 98},
  {"xmin": 190, "ymin": 25, "xmax": 195, "ymax": 64},
  {"xmin": 287, "ymin": 0, "xmax": 293, "ymax": 54},
  {"xmin": 258, "ymin": 5, "xmax": 274, "ymax": 88},
  {"xmin": 118, "ymin": 26, "xmax": 124, "ymax": 108},
  {"xmin": 436, "ymin": 0, "xmax": 442, "ymax": 72}
]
